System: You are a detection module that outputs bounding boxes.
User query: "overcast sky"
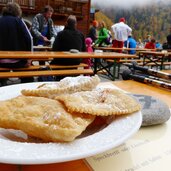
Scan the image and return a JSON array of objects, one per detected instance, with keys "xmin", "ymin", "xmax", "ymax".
[{"xmin": 91, "ymin": 0, "xmax": 170, "ymax": 8}]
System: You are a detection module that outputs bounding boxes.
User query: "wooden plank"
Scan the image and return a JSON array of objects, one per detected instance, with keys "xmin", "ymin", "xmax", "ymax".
[
  {"xmin": 0, "ymin": 63, "xmax": 89, "ymax": 71},
  {"xmin": 106, "ymin": 59, "xmax": 145, "ymax": 63},
  {"xmin": 161, "ymin": 70, "xmax": 171, "ymax": 74},
  {"xmin": 112, "ymin": 80, "xmax": 171, "ymax": 107},
  {"xmin": 0, "ymin": 69, "xmax": 93, "ymax": 78},
  {"xmin": 138, "ymin": 62, "xmax": 171, "ymax": 66},
  {"xmin": 0, "ymin": 51, "xmax": 137, "ymax": 59}
]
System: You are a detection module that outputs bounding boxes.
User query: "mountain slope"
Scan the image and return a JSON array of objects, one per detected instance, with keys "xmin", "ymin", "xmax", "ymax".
[{"xmin": 94, "ymin": 2, "xmax": 171, "ymax": 43}]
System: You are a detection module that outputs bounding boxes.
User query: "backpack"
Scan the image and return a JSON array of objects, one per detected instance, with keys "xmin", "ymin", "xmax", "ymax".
[{"xmin": 38, "ymin": 66, "xmax": 54, "ymax": 82}]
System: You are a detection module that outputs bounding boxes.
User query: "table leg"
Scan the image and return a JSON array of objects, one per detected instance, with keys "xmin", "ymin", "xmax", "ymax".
[
  {"xmin": 112, "ymin": 59, "xmax": 117, "ymax": 81},
  {"xmin": 160, "ymin": 56, "xmax": 164, "ymax": 70},
  {"xmin": 94, "ymin": 58, "xmax": 97, "ymax": 74}
]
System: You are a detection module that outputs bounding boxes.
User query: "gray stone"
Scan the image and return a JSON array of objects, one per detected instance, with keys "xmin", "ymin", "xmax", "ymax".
[{"xmin": 130, "ymin": 94, "xmax": 171, "ymax": 126}]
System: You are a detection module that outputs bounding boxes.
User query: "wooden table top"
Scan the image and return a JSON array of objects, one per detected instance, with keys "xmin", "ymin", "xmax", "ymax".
[
  {"xmin": 0, "ymin": 80, "xmax": 171, "ymax": 171},
  {"xmin": 113, "ymin": 80, "xmax": 171, "ymax": 107},
  {"xmin": 33, "ymin": 46, "xmax": 52, "ymax": 51},
  {"xmin": 94, "ymin": 46, "xmax": 159, "ymax": 52},
  {"xmin": 139, "ymin": 51, "xmax": 171, "ymax": 57},
  {"xmin": 0, "ymin": 51, "xmax": 136, "ymax": 59}
]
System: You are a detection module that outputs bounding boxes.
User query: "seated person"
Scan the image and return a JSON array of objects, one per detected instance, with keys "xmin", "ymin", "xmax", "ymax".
[
  {"xmin": 95, "ymin": 21, "xmax": 110, "ymax": 47},
  {"xmin": 145, "ymin": 38, "xmax": 156, "ymax": 51},
  {"xmin": 124, "ymin": 34, "xmax": 137, "ymax": 54},
  {"xmin": 0, "ymin": 2, "xmax": 33, "ymax": 85},
  {"xmin": 51, "ymin": 15, "xmax": 86, "ymax": 65},
  {"xmin": 155, "ymin": 41, "xmax": 162, "ymax": 49},
  {"xmin": 166, "ymin": 27, "xmax": 171, "ymax": 49}
]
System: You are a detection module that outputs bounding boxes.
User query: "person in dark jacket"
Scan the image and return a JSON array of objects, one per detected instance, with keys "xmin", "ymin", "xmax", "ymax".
[
  {"xmin": 31, "ymin": 5, "xmax": 56, "ymax": 46},
  {"xmin": 87, "ymin": 20, "xmax": 98, "ymax": 43},
  {"xmin": 0, "ymin": 2, "xmax": 32, "ymax": 52},
  {"xmin": 166, "ymin": 27, "xmax": 171, "ymax": 49},
  {"xmin": 51, "ymin": 15, "xmax": 86, "ymax": 65},
  {"xmin": 0, "ymin": 2, "xmax": 33, "ymax": 85}
]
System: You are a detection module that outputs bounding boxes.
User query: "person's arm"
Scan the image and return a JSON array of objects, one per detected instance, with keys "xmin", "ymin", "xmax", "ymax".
[
  {"xmin": 18, "ymin": 18, "xmax": 32, "ymax": 51},
  {"xmin": 49, "ymin": 19, "xmax": 56, "ymax": 39},
  {"xmin": 31, "ymin": 15, "xmax": 50, "ymax": 43},
  {"xmin": 21, "ymin": 19, "xmax": 33, "ymax": 51},
  {"xmin": 31, "ymin": 15, "xmax": 42, "ymax": 39},
  {"xmin": 127, "ymin": 25, "xmax": 132, "ymax": 36},
  {"xmin": 111, "ymin": 24, "xmax": 116, "ymax": 36}
]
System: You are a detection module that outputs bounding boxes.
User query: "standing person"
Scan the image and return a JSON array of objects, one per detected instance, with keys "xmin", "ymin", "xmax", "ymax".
[
  {"xmin": 51, "ymin": 15, "xmax": 86, "ymax": 65},
  {"xmin": 31, "ymin": 5, "xmax": 56, "ymax": 46},
  {"xmin": 124, "ymin": 34, "xmax": 137, "ymax": 54},
  {"xmin": 0, "ymin": 2, "xmax": 33, "ymax": 85},
  {"xmin": 111, "ymin": 18, "xmax": 132, "ymax": 52},
  {"xmin": 87, "ymin": 20, "xmax": 98, "ymax": 43}
]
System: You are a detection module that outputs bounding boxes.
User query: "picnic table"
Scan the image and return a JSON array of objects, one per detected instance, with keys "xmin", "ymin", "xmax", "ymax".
[{"xmin": 0, "ymin": 51, "xmax": 137, "ymax": 80}]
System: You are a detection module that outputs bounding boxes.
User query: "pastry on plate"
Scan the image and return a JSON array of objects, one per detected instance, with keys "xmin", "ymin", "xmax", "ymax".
[
  {"xmin": 56, "ymin": 88, "xmax": 141, "ymax": 116},
  {"xmin": 0, "ymin": 96, "xmax": 95, "ymax": 142},
  {"xmin": 21, "ymin": 75, "xmax": 100, "ymax": 98}
]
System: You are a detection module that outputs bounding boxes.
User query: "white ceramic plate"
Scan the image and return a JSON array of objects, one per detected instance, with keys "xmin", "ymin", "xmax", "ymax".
[{"xmin": 0, "ymin": 82, "xmax": 142, "ymax": 164}]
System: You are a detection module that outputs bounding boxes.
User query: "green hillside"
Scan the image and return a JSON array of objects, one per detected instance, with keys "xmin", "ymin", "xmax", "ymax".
[{"xmin": 94, "ymin": 2, "xmax": 171, "ymax": 44}]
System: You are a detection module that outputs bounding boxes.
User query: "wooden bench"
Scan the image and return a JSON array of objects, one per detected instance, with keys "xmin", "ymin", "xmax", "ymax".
[
  {"xmin": 106, "ymin": 58, "xmax": 146, "ymax": 64},
  {"xmin": 0, "ymin": 63, "xmax": 89, "ymax": 71},
  {"xmin": 161, "ymin": 70, "xmax": 171, "ymax": 74},
  {"xmin": 0, "ymin": 69, "xmax": 93, "ymax": 79},
  {"xmin": 122, "ymin": 62, "xmax": 171, "ymax": 70},
  {"xmin": 0, "ymin": 51, "xmax": 138, "ymax": 81},
  {"xmin": 0, "ymin": 63, "xmax": 92, "ymax": 79},
  {"xmin": 138, "ymin": 62, "xmax": 171, "ymax": 69}
]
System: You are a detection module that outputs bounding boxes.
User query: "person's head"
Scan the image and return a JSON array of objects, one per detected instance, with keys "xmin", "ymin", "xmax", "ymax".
[
  {"xmin": 85, "ymin": 37, "xmax": 92, "ymax": 46},
  {"xmin": 99, "ymin": 21, "xmax": 106, "ymax": 29},
  {"xmin": 151, "ymin": 38, "xmax": 156, "ymax": 44},
  {"xmin": 92, "ymin": 20, "xmax": 98, "ymax": 28},
  {"xmin": 2, "ymin": 2, "xmax": 22, "ymax": 17},
  {"xmin": 43, "ymin": 5, "xmax": 54, "ymax": 19},
  {"xmin": 128, "ymin": 33, "xmax": 132, "ymax": 38},
  {"xmin": 66, "ymin": 15, "xmax": 77, "ymax": 29},
  {"xmin": 119, "ymin": 17, "xmax": 125, "ymax": 23},
  {"xmin": 147, "ymin": 34, "xmax": 151, "ymax": 40}
]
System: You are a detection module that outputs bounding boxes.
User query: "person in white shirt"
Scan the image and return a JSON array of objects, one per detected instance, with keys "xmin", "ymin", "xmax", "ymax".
[{"xmin": 111, "ymin": 18, "xmax": 132, "ymax": 52}]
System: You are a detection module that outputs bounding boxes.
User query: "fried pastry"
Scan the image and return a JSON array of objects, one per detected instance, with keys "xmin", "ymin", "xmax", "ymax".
[
  {"xmin": 21, "ymin": 75, "xmax": 100, "ymax": 98},
  {"xmin": 56, "ymin": 88, "xmax": 141, "ymax": 116},
  {"xmin": 0, "ymin": 96, "xmax": 95, "ymax": 142}
]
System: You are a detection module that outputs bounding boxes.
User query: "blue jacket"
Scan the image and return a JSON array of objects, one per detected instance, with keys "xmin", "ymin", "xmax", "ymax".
[{"xmin": 124, "ymin": 37, "xmax": 137, "ymax": 54}]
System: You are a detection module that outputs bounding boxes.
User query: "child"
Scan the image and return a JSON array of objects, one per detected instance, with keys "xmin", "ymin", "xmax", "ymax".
[{"xmin": 83, "ymin": 37, "xmax": 93, "ymax": 69}]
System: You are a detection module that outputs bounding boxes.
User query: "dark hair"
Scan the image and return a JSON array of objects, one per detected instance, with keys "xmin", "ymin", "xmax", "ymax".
[
  {"xmin": 43, "ymin": 5, "xmax": 54, "ymax": 13},
  {"xmin": 2, "ymin": 2, "xmax": 22, "ymax": 17},
  {"xmin": 66, "ymin": 15, "xmax": 77, "ymax": 29},
  {"xmin": 151, "ymin": 38, "xmax": 156, "ymax": 43}
]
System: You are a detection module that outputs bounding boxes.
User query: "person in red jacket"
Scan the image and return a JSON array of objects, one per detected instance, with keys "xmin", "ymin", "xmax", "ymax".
[{"xmin": 145, "ymin": 38, "xmax": 156, "ymax": 51}]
